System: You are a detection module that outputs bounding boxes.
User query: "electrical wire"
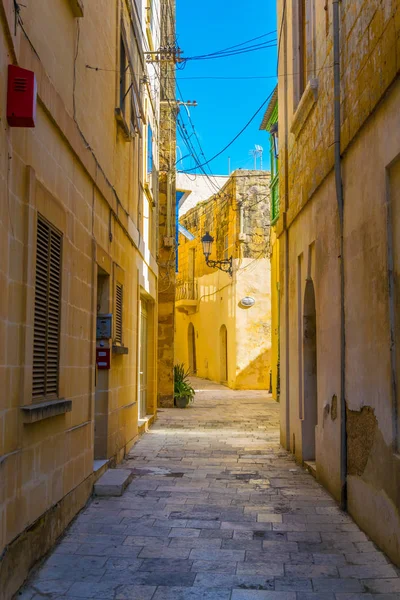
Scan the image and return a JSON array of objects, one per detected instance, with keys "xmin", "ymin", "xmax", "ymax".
[
  {"xmin": 183, "ymin": 30, "xmax": 276, "ymax": 61},
  {"xmin": 184, "ymin": 41, "xmax": 277, "ymax": 62},
  {"xmin": 181, "ymin": 88, "xmax": 276, "ymax": 174},
  {"xmin": 198, "ymin": 30, "xmax": 277, "ymax": 57},
  {"xmin": 176, "ymin": 80, "xmax": 222, "ymax": 194}
]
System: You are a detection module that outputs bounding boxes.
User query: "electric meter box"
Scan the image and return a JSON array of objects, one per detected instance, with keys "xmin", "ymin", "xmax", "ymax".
[{"xmin": 96, "ymin": 314, "xmax": 112, "ymax": 340}]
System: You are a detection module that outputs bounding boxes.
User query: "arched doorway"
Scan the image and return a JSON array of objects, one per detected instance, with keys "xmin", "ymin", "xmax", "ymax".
[
  {"xmin": 220, "ymin": 325, "xmax": 228, "ymax": 383},
  {"xmin": 188, "ymin": 323, "xmax": 197, "ymax": 374},
  {"xmin": 302, "ymin": 279, "xmax": 317, "ymax": 461}
]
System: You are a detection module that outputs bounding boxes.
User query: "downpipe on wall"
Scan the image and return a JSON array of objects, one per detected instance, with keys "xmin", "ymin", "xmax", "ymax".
[{"xmin": 333, "ymin": 0, "xmax": 347, "ymax": 510}]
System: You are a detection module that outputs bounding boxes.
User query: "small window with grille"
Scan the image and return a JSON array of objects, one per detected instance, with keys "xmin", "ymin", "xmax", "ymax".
[
  {"xmin": 33, "ymin": 215, "xmax": 62, "ymax": 401},
  {"xmin": 114, "ymin": 282, "xmax": 123, "ymax": 345}
]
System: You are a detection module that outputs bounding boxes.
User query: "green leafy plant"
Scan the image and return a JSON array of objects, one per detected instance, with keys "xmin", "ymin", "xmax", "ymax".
[{"xmin": 174, "ymin": 363, "xmax": 195, "ymax": 405}]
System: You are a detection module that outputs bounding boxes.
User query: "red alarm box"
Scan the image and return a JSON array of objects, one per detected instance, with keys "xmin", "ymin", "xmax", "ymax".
[
  {"xmin": 7, "ymin": 65, "xmax": 37, "ymax": 128},
  {"xmin": 96, "ymin": 347, "xmax": 111, "ymax": 370}
]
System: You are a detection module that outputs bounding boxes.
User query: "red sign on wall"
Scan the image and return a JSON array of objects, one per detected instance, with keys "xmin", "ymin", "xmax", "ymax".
[
  {"xmin": 96, "ymin": 348, "xmax": 111, "ymax": 370},
  {"xmin": 7, "ymin": 65, "xmax": 37, "ymax": 128}
]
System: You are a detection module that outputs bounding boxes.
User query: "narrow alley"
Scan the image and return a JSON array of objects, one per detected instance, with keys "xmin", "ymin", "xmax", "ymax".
[{"xmin": 20, "ymin": 380, "xmax": 400, "ymax": 600}]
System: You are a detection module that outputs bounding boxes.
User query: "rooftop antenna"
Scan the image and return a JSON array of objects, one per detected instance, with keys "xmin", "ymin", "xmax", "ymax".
[
  {"xmin": 249, "ymin": 145, "xmax": 263, "ymax": 170},
  {"xmin": 255, "ymin": 145, "xmax": 263, "ymax": 170}
]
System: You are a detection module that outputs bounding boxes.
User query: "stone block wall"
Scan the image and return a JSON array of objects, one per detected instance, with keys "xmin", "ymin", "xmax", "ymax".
[
  {"xmin": 277, "ymin": 0, "xmax": 400, "ymax": 565},
  {"xmin": 0, "ymin": 0, "xmax": 160, "ymax": 595}
]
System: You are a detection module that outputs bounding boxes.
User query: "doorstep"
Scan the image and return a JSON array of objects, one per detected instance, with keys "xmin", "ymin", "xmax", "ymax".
[
  {"xmin": 93, "ymin": 459, "xmax": 110, "ymax": 483},
  {"xmin": 138, "ymin": 413, "xmax": 156, "ymax": 435},
  {"xmin": 94, "ymin": 468, "xmax": 133, "ymax": 497},
  {"xmin": 304, "ymin": 460, "xmax": 317, "ymax": 478}
]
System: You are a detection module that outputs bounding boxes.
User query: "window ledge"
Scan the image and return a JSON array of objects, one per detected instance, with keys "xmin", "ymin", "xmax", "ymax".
[
  {"xmin": 68, "ymin": 0, "xmax": 84, "ymax": 17},
  {"xmin": 112, "ymin": 345, "xmax": 129, "ymax": 355},
  {"xmin": 290, "ymin": 78, "xmax": 319, "ymax": 139},
  {"xmin": 115, "ymin": 108, "xmax": 131, "ymax": 140},
  {"xmin": 22, "ymin": 398, "xmax": 72, "ymax": 424}
]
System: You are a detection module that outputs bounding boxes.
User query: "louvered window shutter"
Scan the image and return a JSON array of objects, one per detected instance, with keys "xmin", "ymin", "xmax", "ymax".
[
  {"xmin": 33, "ymin": 216, "xmax": 62, "ymax": 400},
  {"xmin": 115, "ymin": 282, "xmax": 123, "ymax": 345}
]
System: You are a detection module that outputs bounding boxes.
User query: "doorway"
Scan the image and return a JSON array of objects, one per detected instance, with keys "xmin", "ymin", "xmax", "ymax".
[
  {"xmin": 139, "ymin": 299, "xmax": 148, "ymax": 419},
  {"xmin": 188, "ymin": 247, "xmax": 196, "ymax": 298},
  {"xmin": 220, "ymin": 324, "xmax": 228, "ymax": 383},
  {"xmin": 302, "ymin": 278, "xmax": 317, "ymax": 461},
  {"xmin": 95, "ymin": 266, "xmax": 110, "ymax": 459},
  {"xmin": 188, "ymin": 322, "xmax": 197, "ymax": 374}
]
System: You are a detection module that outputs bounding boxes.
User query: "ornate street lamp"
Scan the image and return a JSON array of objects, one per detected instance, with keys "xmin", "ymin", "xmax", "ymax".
[{"xmin": 201, "ymin": 231, "xmax": 233, "ymax": 277}]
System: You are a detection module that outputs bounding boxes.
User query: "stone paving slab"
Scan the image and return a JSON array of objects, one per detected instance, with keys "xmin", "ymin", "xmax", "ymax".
[{"xmin": 18, "ymin": 378, "xmax": 400, "ymax": 599}]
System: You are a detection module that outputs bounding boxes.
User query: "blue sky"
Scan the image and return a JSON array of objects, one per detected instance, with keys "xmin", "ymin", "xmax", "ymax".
[{"xmin": 175, "ymin": 0, "xmax": 277, "ymax": 176}]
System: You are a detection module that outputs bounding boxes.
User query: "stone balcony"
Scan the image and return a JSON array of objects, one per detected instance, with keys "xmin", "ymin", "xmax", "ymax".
[{"xmin": 175, "ymin": 280, "xmax": 198, "ymax": 314}]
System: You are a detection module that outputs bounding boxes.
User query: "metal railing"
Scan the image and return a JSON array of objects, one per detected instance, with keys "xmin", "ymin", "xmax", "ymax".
[{"xmin": 176, "ymin": 280, "xmax": 198, "ymax": 301}]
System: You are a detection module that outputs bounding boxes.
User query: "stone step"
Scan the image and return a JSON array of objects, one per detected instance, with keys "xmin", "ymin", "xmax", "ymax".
[
  {"xmin": 138, "ymin": 413, "xmax": 157, "ymax": 435},
  {"xmin": 304, "ymin": 460, "xmax": 317, "ymax": 478},
  {"xmin": 94, "ymin": 468, "xmax": 133, "ymax": 496}
]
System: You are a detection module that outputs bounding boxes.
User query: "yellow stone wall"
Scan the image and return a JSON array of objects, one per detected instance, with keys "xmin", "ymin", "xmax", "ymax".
[
  {"xmin": 175, "ymin": 172, "xmax": 271, "ymax": 390},
  {"xmin": 0, "ymin": 0, "xmax": 160, "ymax": 594},
  {"xmin": 277, "ymin": 0, "xmax": 400, "ymax": 565}
]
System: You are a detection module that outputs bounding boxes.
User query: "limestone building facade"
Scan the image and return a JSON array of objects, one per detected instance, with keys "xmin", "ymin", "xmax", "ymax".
[
  {"xmin": 276, "ymin": 0, "xmax": 400, "ymax": 564},
  {"xmin": 0, "ymin": 0, "xmax": 165, "ymax": 595},
  {"xmin": 175, "ymin": 171, "xmax": 272, "ymax": 390}
]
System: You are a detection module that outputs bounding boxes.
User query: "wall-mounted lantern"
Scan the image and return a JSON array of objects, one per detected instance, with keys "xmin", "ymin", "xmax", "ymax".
[
  {"xmin": 240, "ymin": 296, "xmax": 256, "ymax": 308},
  {"xmin": 201, "ymin": 231, "xmax": 233, "ymax": 277},
  {"xmin": 270, "ymin": 122, "xmax": 279, "ymax": 159}
]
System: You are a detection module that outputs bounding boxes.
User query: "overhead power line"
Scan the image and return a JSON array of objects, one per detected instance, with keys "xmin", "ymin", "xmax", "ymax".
[
  {"xmin": 194, "ymin": 30, "xmax": 276, "ymax": 59},
  {"xmin": 175, "ymin": 63, "xmax": 333, "ymax": 81},
  {"xmin": 176, "ymin": 80, "xmax": 222, "ymax": 193},
  {"xmin": 184, "ymin": 41, "xmax": 277, "ymax": 62},
  {"xmin": 184, "ymin": 30, "xmax": 276, "ymax": 60},
  {"xmin": 179, "ymin": 88, "xmax": 276, "ymax": 173}
]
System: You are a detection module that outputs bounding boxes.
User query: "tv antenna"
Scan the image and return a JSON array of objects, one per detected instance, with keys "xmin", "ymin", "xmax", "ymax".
[{"xmin": 249, "ymin": 145, "xmax": 263, "ymax": 170}]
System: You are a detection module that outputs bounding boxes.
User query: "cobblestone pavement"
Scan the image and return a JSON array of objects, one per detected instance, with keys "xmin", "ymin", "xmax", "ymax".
[{"xmin": 20, "ymin": 378, "xmax": 400, "ymax": 600}]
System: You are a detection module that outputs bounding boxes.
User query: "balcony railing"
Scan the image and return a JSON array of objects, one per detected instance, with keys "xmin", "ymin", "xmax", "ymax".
[{"xmin": 176, "ymin": 280, "xmax": 198, "ymax": 301}]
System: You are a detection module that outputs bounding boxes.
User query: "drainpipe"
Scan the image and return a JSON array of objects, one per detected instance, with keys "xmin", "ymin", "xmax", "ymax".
[
  {"xmin": 282, "ymin": 3, "xmax": 290, "ymax": 450},
  {"xmin": 333, "ymin": 0, "xmax": 347, "ymax": 510}
]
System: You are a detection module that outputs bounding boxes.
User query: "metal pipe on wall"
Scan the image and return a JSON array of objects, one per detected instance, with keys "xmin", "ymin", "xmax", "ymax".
[
  {"xmin": 333, "ymin": 0, "xmax": 347, "ymax": 510},
  {"xmin": 282, "ymin": 0, "xmax": 291, "ymax": 450}
]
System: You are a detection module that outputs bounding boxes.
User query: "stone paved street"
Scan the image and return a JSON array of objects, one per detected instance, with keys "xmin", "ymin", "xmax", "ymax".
[{"xmin": 20, "ymin": 379, "xmax": 400, "ymax": 599}]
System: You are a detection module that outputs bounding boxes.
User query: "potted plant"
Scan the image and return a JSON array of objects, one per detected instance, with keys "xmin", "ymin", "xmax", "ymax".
[{"xmin": 174, "ymin": 364, "xmax": 195, "ymax": 408}]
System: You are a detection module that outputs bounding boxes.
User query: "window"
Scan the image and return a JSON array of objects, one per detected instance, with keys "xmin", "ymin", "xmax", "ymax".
[
  {"xmin": 147, "ymin": 124, "xmax": 153, "ymax": 175},
  {"xmin": 120, "ymin": 35, "xmax": 127, "ymax": 115},
  {"xmin": 33, "ymin": 216, "xmax": 62, "ymax": 400},
  {"xmin": 188, "ymin": 248, "xmax": 196, "ymax": 282},
  {"xmin": 294, "ymin": 0, "xmax": 316, "ymax": 106},
  {"xmin": 267, "ymin": 102, "xmax": 280, "ymax": 223},
  {"xmin": 131, "ymin": 88, "xmax": 140, "ymax": 135},
  {"xmin": 204, "ymin": 209, "xmax": 213, "ymax": 234},
  {"xmin": 115, "ymin": 282, "xmax": 123, "ymax": 345},
  {"xmin": 224, "ymin": 234, "xmax": 229, "ymax": 260},
  {"xmin": 298, "ymin": 0, "xmax": 307, "ymax": 98}
]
